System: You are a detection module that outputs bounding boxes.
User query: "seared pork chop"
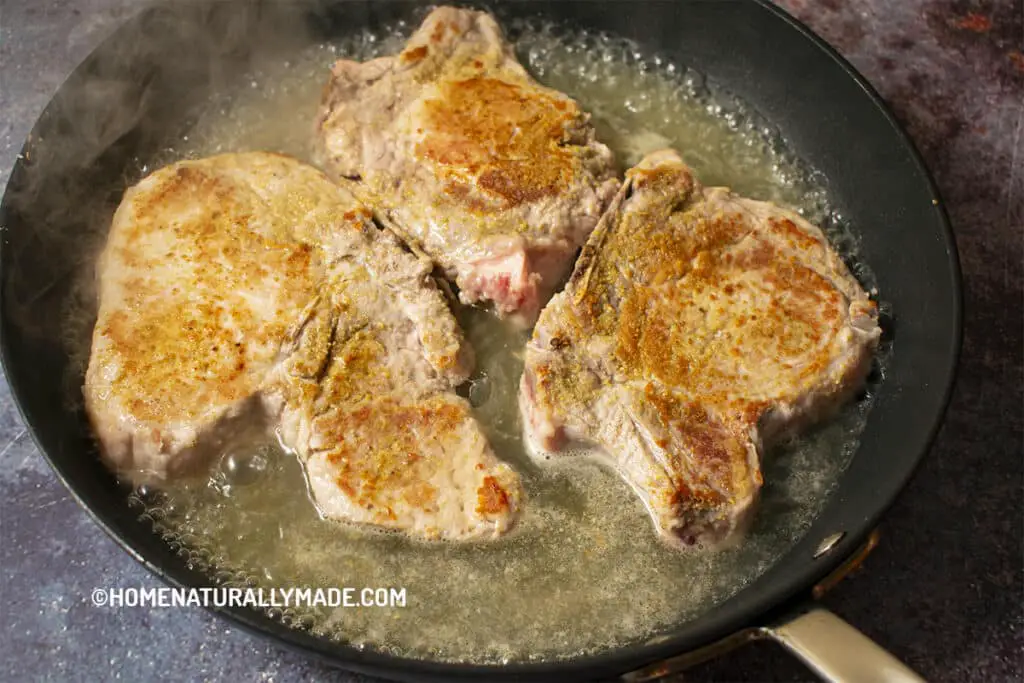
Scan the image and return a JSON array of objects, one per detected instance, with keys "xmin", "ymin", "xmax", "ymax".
[
  {"xmin": 520, "ymin": 150, "xmax": 880, "ymax": 547},
  {"xmin": 84, "ymin": 152, "xmax": 522, "ymax": 540},
  {"xmin": 315, "ymin": 6, "xmax": 620, "ymax": 325}
]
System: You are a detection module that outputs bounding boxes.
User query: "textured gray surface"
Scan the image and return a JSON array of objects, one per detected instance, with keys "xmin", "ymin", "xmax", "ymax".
[{"xmin": 0, "ymin": 0, "xmax": 1021, "ymax": 681}]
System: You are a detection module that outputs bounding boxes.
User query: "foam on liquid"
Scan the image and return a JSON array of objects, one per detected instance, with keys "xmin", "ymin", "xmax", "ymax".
[{"xmin": 127, "ymin": 20, "xmax": 885, "ymax": 664}]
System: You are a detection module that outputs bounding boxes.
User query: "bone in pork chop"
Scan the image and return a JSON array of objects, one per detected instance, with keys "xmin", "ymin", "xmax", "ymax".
[
  {"xmin": 315, "ymin": 6, "xmax": 620, "ymax": 325},
  {"xmin": 519, "ymin": 149, "xmax": 880, "ymax": 547},
  {"xmin": 84, "ymin": 152, "xmax": 522, "ymax": 541}
]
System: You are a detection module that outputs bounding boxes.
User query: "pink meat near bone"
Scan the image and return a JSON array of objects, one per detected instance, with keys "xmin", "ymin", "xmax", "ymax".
[{"xmin": 315, "ymin": 6, "xmax": 620, "ymax": 326}]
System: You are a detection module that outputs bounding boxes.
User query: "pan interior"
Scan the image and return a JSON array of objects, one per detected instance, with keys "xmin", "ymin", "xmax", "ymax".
[{"xmin": 1, "ymin": 2, "xmax": 897, "ymax": 668}]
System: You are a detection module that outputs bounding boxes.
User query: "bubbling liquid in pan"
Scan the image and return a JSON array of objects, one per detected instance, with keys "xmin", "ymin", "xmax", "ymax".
[{"xmin": 126, "ymin": 21, "xmax": 885, "ymax": 663}]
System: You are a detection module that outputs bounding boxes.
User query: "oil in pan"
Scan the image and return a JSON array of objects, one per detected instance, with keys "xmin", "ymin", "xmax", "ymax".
[{"xmin": 121, "ymin": 20, "xmax": 883, "ymax": 664}]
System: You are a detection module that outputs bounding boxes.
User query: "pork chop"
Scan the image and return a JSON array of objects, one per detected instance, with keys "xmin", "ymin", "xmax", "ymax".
[
  {"xmin": 519, "ymin": 149, "xmax": 880, "ymax": 547},
  {"xmin": 315, "ymin": 6, "xmax": 620, "ymax": 325},
  {"xmin": 84, "ymin": 151, "xmax": 522, "ymax": 540}
]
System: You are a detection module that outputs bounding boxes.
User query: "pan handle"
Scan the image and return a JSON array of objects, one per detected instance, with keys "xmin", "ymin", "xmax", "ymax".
[{"xmin": 761, "ymin": 605, "xmax": 926, "ymax": 682}]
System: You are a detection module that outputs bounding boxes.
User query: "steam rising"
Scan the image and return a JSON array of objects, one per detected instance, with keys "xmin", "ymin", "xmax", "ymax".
[
  {"xmin": 1, "ymin": 1, "xmax": 888, "ymax": 665},
  {"xmin": 3, "ymin": 1, "xmax": 344, "ymax": 407}
]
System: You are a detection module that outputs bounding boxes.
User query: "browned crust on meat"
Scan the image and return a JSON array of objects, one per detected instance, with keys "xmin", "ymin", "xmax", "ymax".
[
  {"xmin": 643, "ymin": 385, "xmax": 758, "ymax": 512},
  {"xmin": 525, "ymin": 151, "xmax": 878, "ymax": 545},
  {"xmin": 401, "ymin": 44, "xmax": 430, "ymax": 64},
  {"xmin": 96, "ymin": 163, "xmax": 324, "ymax": 424},
  {"xmin": 570, "ymin": 186, "xmax": 849, "ymax": 407},
  {"xmin": 314, "ymin": 6, "xmax": 620, "ymax": 325},
  {"xmin": 476, "ymin": 475, "xmax": 512, "ymax": 515},
  {"xmin": 322, "ymin": 398, "xmax": 466, "ymax": 518},
  {"xmin": 86, "ymin": 151, "xmax": 523, "ymax": 541},
  {"xmin": 416, "ymin": 77, "xmax": 579, "ymax": 208}
]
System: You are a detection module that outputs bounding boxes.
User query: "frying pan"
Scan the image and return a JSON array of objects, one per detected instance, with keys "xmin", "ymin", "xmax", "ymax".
[{"xmin": 0, "ymin": 0, "xmax": 961, "ymax": 680}]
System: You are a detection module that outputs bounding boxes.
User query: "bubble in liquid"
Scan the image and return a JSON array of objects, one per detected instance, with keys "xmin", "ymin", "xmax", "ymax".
[
  {"xmin": 219, "ymin": 447, "xmax": 271, "ymax": 487},
  {"xmin": 468, "ymin": 376, "xmax": 492, "ymax": 407},
  {"xmin": 127, "ymin": 17, "xmax": 884, "ymax": 667}
]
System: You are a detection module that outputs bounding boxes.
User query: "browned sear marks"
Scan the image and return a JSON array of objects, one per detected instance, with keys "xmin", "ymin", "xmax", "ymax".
[
  {"xmin": 521, "ymin": 149, "xmax": 880, "ymax": 546},
  {"xmin": 417, "ymin": 77, "xmax": 578, "ymax": 207},
  {"xmin": 322, "ymin": 398, "xmax": 468, "ymax": 517},
  {"xmin": 401, "ymin": 44, "xmax": 429, "ymax": 64},
  {"xmin": 477, "ymin": 475, "xmax": 512, "ymax": 515},
  {"xmin": 97, "ymin": 162, "xmax": 320, "ymax": 424}
]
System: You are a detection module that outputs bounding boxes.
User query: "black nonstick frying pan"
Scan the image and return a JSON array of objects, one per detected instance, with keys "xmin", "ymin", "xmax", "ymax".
[{"xmin": 0, "ymin": 1, "xmax": 961, "ymax": 681}]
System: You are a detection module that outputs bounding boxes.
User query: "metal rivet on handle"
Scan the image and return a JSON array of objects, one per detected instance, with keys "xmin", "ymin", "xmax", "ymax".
[{"xmin": 814, "ymin": 532, "xmax": 845, "ymax": 558}]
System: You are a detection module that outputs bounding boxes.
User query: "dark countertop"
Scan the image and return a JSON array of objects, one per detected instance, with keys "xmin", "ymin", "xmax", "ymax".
[{"xmin": 1, "ymin": 1, "xmax": 1020, "ymax": 681}]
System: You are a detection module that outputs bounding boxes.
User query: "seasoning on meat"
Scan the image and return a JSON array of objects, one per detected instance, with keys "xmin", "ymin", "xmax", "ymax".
[
  {"xmin": 315, "ymin": 6, "xmax": 620, "ymax": 325},
  {"xmin": 85, "ymin": 152, "xmax": 523, "ymax": 541},
  {"xmin": 520, "ymin": 149, "xmax": 880, "ymax": 547}
]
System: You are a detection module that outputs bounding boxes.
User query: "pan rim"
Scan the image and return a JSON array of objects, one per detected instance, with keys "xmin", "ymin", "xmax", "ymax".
[{"xmin": 0, "ymin": 0, "xmax": 963, "ymax": 680}]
